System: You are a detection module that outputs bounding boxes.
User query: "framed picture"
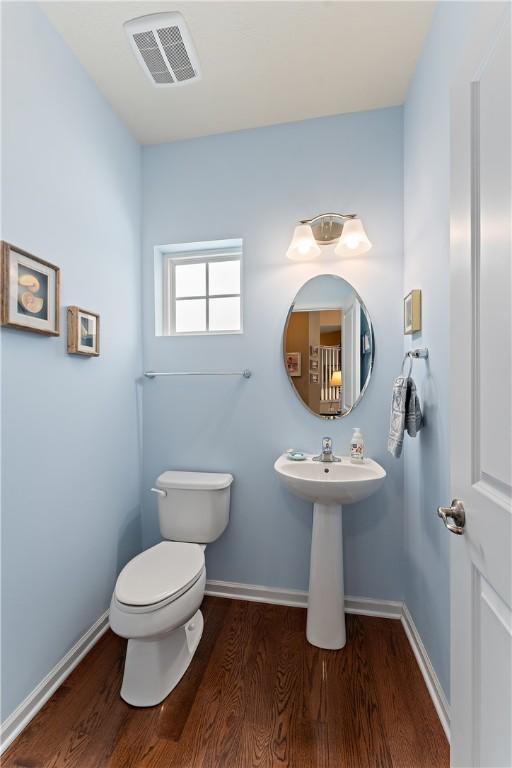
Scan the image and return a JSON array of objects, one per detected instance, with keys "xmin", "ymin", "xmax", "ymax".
[
  {"xmin": 310, "ymin": 345, "xmax": 319, "ymax": 357},
  {"xmin": 310, "ymin": 359, "xmax": 319, "ymax": 371},
  {"xmin": 404, "ymin": 289, "xmax": 421, "ymax": 335},
  {"xmin": 1, "ymin": 242, "xmax": 60, "ymax": 335},
  {"xmin": 286, "ymin": 352, "xmax": 301, "ymax": 377},
  {"xmin": 67, "ymin": 306, "xmax": 100, "ymax": 356},
  {"xmin": 310, "ymin": 373, "xmax": 319, "ymax": 384}
]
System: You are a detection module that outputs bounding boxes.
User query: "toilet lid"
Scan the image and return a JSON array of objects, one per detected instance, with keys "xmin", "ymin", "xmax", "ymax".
[{"xmin": 115, "ymin": 542, "xmax": 205, "ymax": 606}]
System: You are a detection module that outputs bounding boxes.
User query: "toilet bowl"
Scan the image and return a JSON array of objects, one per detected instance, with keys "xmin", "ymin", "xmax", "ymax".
[
  {"xmin": 110, "ymin": 542, "xmax": 206, "ymax": 706},
  {"xmin": 110, "ymin": 471, "xmax": 232, "ymax": 706}
]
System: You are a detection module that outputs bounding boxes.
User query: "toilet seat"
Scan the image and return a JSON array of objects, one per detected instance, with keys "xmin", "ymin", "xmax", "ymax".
[{"xmin": 115, "ymin": 541, "xmax": 204, "ymax": 610}]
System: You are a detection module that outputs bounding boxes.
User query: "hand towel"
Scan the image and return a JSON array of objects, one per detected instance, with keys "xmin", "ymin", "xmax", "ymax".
[
  {"xmin": 388, "ymin": 375, "xmax": 423, "ymax": 458},
  {"xmin": 405, "ymin": 377, "xmax": 423, "ymax": 438}
]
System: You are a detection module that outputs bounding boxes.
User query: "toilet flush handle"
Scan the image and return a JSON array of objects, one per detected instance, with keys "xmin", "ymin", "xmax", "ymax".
[{"xmin": 150, "ymin": 487, "xmax": 167, "ymax": 497}]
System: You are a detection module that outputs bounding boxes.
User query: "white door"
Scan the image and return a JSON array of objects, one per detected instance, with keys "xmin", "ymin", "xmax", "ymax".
[
  {"xmin": 341, "ymin": 300, "xmax": 361, "ymax": 410},
  {"xmin": 449, "ymin": 4, "xmax": 511, "ymax": 767}
]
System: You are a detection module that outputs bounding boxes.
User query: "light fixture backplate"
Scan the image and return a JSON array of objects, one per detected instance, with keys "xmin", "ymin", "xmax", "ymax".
[{"xmin": 301, "ymin": 213, "xmax": 356, "ymax": 244}]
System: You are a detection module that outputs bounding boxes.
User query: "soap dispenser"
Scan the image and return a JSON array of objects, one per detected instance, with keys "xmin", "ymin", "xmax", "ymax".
[{"xmin": 350, "ymin": 428, "xmax": 364, "ymax": 463}]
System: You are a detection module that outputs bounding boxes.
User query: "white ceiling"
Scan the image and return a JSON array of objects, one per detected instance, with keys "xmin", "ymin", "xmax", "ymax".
[{"xmin": 40, "ymin": 1, "xmax": 435, "ymax": 145}]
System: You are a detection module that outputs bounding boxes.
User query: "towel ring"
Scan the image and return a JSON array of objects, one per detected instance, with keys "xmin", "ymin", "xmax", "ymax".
[
  {"xmin": 400, "ymin": 354, "xmax": 414, "ymax": 377},
  {"xmin": 400, "ymin": 348, "xmax": 429, "ymax": 377}
]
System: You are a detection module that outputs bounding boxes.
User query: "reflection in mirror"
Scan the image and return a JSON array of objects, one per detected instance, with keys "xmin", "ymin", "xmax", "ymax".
[{"xmin": 283, "ymin": 275, "xmax": 374, "ymax": 419}]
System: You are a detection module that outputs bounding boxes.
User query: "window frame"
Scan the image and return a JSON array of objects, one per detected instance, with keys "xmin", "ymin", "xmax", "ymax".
[{"xmin": 163, "ymin": 248, "xmax": 243, "ymax": 336}]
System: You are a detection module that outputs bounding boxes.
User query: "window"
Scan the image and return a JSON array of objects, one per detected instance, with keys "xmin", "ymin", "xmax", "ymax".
[{"xmin": 162, "ymin": 242, "xmax": 242, "ymax": 335}]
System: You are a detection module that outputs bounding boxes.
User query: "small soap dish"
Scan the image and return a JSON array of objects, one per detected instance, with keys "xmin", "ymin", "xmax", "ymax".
[{"xmin": 286, "ymin": 450, "xmax": 306, "ymax": 461}]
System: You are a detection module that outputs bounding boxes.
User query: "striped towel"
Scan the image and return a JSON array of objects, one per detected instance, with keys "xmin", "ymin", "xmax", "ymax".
[{"xmin": 388, "ymin": 375, "xmax": 423, "ymax": 458}]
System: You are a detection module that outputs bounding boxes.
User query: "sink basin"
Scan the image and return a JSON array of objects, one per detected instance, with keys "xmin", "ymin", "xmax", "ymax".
[
  {"xmin": 274, "ymin": 454, "xmax": 386, "ymax": 504},
  {"xmin": 274, "ymin": 452, "xmax": 386, "ymax": 651}
]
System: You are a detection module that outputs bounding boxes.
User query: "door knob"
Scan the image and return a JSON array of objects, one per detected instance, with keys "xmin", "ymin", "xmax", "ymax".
[{"xmin": 437, "ymin": 499, "xmax": 466, "ymax": 535}]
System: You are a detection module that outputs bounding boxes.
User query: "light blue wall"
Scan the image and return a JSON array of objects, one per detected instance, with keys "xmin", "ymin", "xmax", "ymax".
[
  {"xmin": 403, "ymin": 1, "xmax": 482, "ymax": 700},
  {"xmin": 141, "ymin": 108, "xmax": 405, "ymax": 600},
  {"xmin": 1, "ymin": 3, "xmax": 142, "ymax": 720}
]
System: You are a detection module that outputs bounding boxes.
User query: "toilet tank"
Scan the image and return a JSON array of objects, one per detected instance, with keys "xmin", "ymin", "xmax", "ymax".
[{"xmin": 155, "ymin": 470, "xmax": 233, "ymax": 544}]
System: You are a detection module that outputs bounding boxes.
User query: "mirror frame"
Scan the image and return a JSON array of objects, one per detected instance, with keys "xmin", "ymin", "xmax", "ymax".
[{"xmin": 282, "ymin": 274, "xmax": 375, "ymax": 420}]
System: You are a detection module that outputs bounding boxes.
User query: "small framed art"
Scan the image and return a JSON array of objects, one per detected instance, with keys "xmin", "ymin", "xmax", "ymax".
[
  {"xmin": 404, "ymin": 289, "xmax": 421, "ymax": 335},
  {"xmin": 67, "ymin": 306, "xmax": 100, "ymax": 356},
  {"xmin": 1, "ymin": 241, "xmax": 60, "ymax": 335},
  {"xmin": 286, "ymin": 352, "xmax": 301, "ymax": 377}
]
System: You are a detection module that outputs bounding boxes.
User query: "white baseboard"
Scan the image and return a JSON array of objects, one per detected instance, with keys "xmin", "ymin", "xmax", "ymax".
[
  {"xmin": 0, "ymin": 610, "xmax": 110, "ymax": 754},
  {"xmin": 205, "ymin": 579, "xmax": 402, "ymax": 618},
  {"xmin": 345, "ymin": 595, "xmax": 403, "ymax": 619},
  {"xmin": 401, "ymin": 604, "xmax": 451, "ymax": 741},
  {"xmin": 205, "ymin": 579, "xmax": 449, "ymax": 739},
  {"xmin": 206, "ymin": 579, "xmax": 308, "ymax": 608}
]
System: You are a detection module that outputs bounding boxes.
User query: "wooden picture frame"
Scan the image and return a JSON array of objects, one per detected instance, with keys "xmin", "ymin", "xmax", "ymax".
[
  {"xmin": 67, "ymin": 306, "xmax": 100, "ymax": 356},
  {"xmin": 404, "ymin": 289, "xmax": 422, "ymax": 335},
  {"xmin": 286, "ymin": 352, "xmax": 301, "ymax": 377},
  {"xmin": 1, "ymin": 241, "xmax": 60, "ymax": 335}
]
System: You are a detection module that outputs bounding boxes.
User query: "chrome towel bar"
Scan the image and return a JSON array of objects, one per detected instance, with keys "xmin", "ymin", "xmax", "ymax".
[{"xmin": 144, "ymin": 369, "xmax": 252, "ymax": 379}]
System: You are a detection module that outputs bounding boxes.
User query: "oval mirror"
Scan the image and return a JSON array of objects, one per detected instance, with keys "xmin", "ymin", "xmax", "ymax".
[{"xmin": 283, "ymin": 275, "xmax": 374, "ymax": 419}]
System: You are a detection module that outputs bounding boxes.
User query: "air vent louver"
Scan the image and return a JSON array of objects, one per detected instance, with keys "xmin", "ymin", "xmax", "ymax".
[
  {"xmin": 125, "ymin": 13, "xmax": 201, "ymax": 88},
  {"xmin": 133, "ymin": 31, "xmax": 174, "ymax": 83}
]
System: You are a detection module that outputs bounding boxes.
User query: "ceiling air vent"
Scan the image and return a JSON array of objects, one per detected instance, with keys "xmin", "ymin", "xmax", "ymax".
[{"xmin": 124, "ymin": 12, "xmax": 201, "ymax": 87}]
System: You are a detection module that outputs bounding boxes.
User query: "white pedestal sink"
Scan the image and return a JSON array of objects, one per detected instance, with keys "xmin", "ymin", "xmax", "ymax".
[{"xmin": 274, "ymin": 453, "xmax": 386, "ymax": 650}]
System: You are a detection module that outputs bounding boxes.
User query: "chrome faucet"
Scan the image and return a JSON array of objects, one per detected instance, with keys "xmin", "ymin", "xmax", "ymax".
[{"xmin": 312, "ymin": 436, "xmax": 341, "ymax": 463}]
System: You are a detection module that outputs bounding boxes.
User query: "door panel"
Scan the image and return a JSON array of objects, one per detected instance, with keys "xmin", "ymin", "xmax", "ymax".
[
  {"xmin": 477, "ymin": 575, "xmax": 512, "ymax": 767},
  {"xmin": 478, "ymin": 21, "xmax": 512, "ymax": 490}
]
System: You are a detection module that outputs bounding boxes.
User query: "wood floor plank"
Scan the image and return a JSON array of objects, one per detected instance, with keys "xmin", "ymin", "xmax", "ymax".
[
  {"xmin": 238, "ymin": 603, "xmax": 288, "ymax": 768},
  {"xmin": 302, "ymin": 640, "xmax": 328, "ymax": 724},
  {"xmin": 161, "ymin": 599, "xmax": 257, "ymax": 768},
  {"xmin": 268, "ymin": 604, "xmax": 306, "ymax": 767},
  {"xmin": 201, "ymin": 601, "xmax": 275, "ymax": 768},
  {"xmin": 3, "ymin": 598, "xmax": 449, "ymax": 768},
  {"xmin": 323, "ymin": 614, "xmax": 394, "ymax": 768},
  {"xmin": 363, "ymin": 615, "xmax": 449, "ymax": 768}
]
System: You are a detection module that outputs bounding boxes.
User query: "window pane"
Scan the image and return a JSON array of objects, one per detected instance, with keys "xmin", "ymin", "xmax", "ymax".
[
  {"xmin": 209, "ymin": 297, "xmax": 241, "ymax": 332},
  {"xmin": 175, "ymin": 299, "xmax": 206, "ymax": 333},
  {"xmin": 175, "ymin": 263, "xmax": 206, "ymax": 298},
  {"xmin": 209, "ymin": 260, "xmax": 240, "ymax": 296}
]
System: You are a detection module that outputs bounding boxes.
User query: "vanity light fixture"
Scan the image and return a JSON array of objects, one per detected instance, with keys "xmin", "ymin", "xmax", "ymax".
[{"xmin": 286, "ymin": 213, "xmax": 372, "ymax": 260}]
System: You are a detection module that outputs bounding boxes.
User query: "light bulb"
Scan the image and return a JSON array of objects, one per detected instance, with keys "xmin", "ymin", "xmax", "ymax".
[
  {"xmin": 286, "ymin": 224, "xmax": 321, "ymax": 261},
  {"xmin": 344, "ymin": 235, "xmax": 361, "ymax": 250},
  {"xmin": 335, "ymin": 218, "xmax": 372, "ymax": 257}
]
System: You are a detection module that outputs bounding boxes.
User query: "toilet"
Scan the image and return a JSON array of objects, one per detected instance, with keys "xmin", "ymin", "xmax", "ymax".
[{"xmin": 109, "ymin": 470, "xmax": 233, "ymax": 707}]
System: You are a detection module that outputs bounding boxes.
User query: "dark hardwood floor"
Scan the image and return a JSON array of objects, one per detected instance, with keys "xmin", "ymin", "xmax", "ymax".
[{"xmin": 3, "ymin": 597, "xmax": 448, "ymax": 768}]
